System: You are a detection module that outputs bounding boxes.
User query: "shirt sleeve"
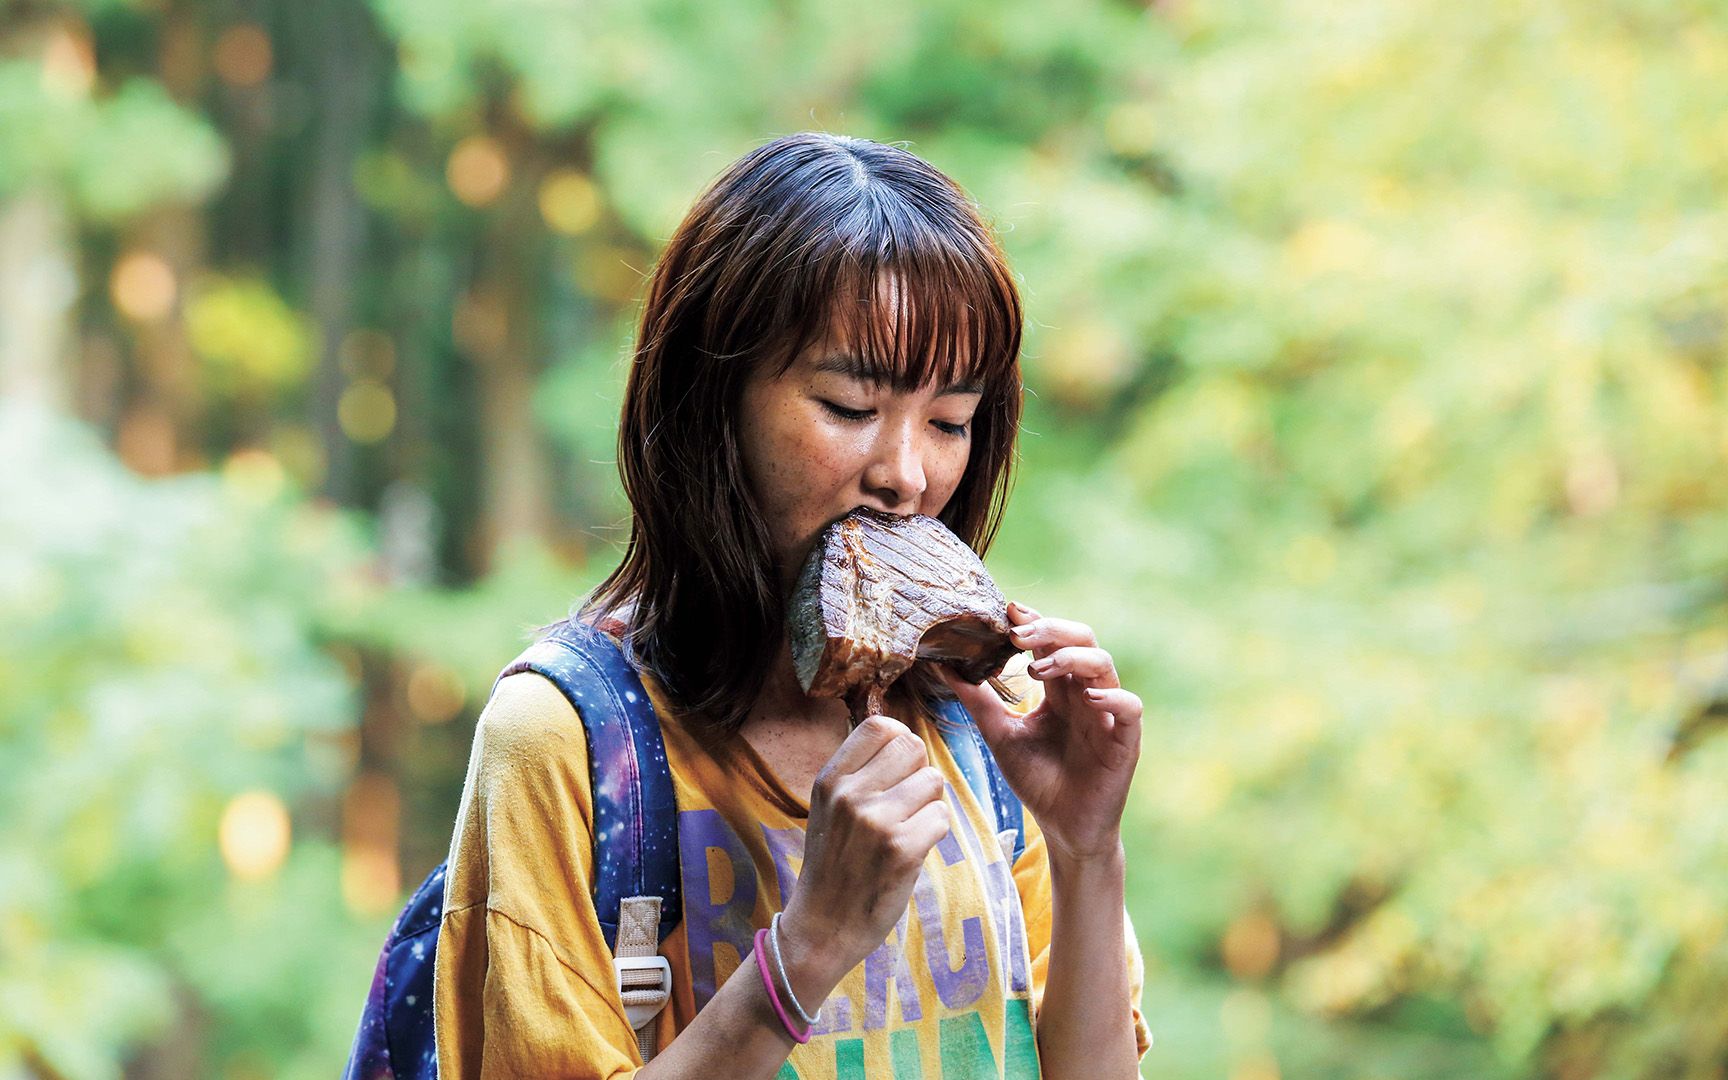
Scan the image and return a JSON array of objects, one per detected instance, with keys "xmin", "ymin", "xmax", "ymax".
[
  {"xmin": 1012, "ymin": 796, "xmax": 1155, "ymax": 1064},
  {"xmin": 434, "ymin": 672, "xmax": 645, "ymax": 1080}
]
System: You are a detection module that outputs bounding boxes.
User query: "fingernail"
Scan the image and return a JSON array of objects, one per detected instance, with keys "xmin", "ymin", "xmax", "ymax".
[
  {"xmin": 1030, "ymin": 658, "xmax": 1052, "ymax": 674},
  {"xmin": 1085, "ymin": 688, "xmax": 1103, "ymax": 699}
]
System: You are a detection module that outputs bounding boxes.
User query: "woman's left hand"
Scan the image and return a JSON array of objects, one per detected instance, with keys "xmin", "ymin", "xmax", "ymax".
[{"xmin": 936, "ymin": 600, "xmax": 1143, "ymax": 866}]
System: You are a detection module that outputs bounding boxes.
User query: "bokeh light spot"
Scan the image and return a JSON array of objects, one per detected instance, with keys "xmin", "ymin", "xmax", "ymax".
[
  {"xmin": 214, "ymin": 24, "xmax": 273, "ymax": 88},
  {"xmin": 116, "ymin": 406, "xmax": 178, "ymax": 475},
  {"xmin": 40, "ymin": 22, "xmax": 96, "ymax": 99},
  {"xmin": 342, "ymin": 773, "xmax": 401, "ymax": 915},
  {"xmin": 222, "ymin": 448, "xmax": 287, "ymax": 504},
  {"xmin": 339, "ymin": 381, "xmax": 396, "ymax": 443},
  {"xmin": 219, "ymin": 790, "xmax": 291, "ymax": 882},
  {"xmin": 406, "ymin": 663, "xmax": 465, "ymax": 725},
  {"xmin": 186, "ymin": 276, "xmax": 310, "ymax": 389},
  {"xmin": 1229, "ymin": 1054, "xmax": 1281, "ymax": 1080},
  {"xmin": 111, "ymin": 252, "xmax": 177, "ymax": 322},
  {"xmin": 1222, "ymin": 910, "xmax": 1281, "ymax": 981},
  {"xmin": 447, "ymin": 136, "xmax": 510, "ymax": 207},
  {"xmin": 539, "ymin": 170, "xmax": 602, "ymax": 235}
]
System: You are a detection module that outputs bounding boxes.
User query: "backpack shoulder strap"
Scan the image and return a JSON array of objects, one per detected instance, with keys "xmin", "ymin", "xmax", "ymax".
[
  {"xmin": 933, "ymin": 697, "xmax": 1028, "ymax": 864},
  {"xmin": 496, "ymin": 618, "xmax": 677, "ymax": 1062},
  {"xmin": 345, "ymin": 620, "xmax": 681, "ymax": 1079},
  {"xmin": 495, "ymin": 618, "xmax": 682, "ymax": 948}
]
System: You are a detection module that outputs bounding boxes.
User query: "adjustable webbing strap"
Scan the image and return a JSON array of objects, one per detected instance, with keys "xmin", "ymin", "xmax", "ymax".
[{"xmin": 615, "ymin": 896, "xmax": 671, "ymax": 1062}]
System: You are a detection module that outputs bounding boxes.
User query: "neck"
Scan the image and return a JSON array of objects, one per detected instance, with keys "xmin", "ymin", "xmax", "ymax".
[
  {"xmin": 752, "ymin": 640, "xmax": 848, "ymax": 727},
  {"xmin": 751, "ymin": 641, "xmax": 925, "ymax": 738}
]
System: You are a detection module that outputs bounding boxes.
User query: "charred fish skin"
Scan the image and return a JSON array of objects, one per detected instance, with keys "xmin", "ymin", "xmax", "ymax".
[
  {"xmin": 787, "ymin": 537, "xmax": 830, "ymax": 694},
  {"xmin": 787, "ymin": 508, "xmax": 1020, "ymax": 708},
  {"xmin": 788, "ymin": 512, "xmax": 916, "ymax": 699}
]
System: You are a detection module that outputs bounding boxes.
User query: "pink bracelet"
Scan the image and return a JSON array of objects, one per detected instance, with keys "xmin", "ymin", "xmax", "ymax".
[{"xmin": 754, "ymin": 927, "xmax": 811, "ymax": 1044}]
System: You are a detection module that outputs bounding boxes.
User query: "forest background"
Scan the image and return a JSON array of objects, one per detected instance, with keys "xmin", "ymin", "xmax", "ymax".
[{"xmin": 5, "ymin": 0, "xmax": 1728, "ymax": 1077}]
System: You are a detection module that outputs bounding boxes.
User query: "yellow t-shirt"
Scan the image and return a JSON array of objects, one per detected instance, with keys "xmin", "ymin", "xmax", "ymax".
[{"xmin": 434, "ymin": 658, "xmax": 1152, "ymax": 1079}]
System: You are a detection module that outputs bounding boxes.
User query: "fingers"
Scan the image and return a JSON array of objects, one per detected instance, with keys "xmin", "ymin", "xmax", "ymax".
[
  {"xmin": 1081, "ymin": 686, "xmax": 1144, "ymax": 736},
  {"xmin": 823, "ymin": 717, "xmax": 929, "ymax": 798},
  {"xmin": 1008, "ymin": 613, "xmax": 1099, "ymax": 659},
  {"xmin": 877, "ymin": 764, "xmax": 947, "ymax": 818},
  {"xmin": 1026, "ymin": 645, "xmax": 1120, "ymax": 688},
  {"xmin": 899, "ymin": 798, "xmax": 952, "ymax": 859},
  {"xmin": 821, "ymin": 713, "xmax": 916, "ymax": 780}
]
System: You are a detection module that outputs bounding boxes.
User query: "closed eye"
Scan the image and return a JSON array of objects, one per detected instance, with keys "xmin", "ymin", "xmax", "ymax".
[
  {"xmin": 821, "ymin": 401, "xmax": 970, "ymax": 438},
  {"xmin": 820, "ymin": 401, "xmax": 873, "ymax": 422}
]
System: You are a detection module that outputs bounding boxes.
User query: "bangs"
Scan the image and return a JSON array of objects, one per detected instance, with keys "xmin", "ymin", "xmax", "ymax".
[{"xmin": 757, "ymin": 173, "xmax": 1022, "ymax": 397}]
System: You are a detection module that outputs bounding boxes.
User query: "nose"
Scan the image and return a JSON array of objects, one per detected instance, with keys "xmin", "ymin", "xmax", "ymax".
[{"xmin": 860, "ymin": 418, "xmax": 927, "ymax": 514}]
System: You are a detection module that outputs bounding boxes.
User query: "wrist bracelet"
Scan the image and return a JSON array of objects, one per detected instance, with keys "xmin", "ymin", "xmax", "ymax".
[
  {"xmin": 769, "ymin": 912, "xmax": 822, "ymax": 1027},
  {"xmin": 754, "ymin": 927, "xmax": 811, "ymax": 1044}
]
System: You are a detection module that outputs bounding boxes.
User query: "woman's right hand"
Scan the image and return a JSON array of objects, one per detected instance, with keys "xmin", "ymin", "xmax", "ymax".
[
  {"xmin": 775, "ymin": 714, "xmax": 951, "ymax": 1003},
  {"xmin": 634, "ymin": 714, "xmax": 950, "ymax": 1077}
]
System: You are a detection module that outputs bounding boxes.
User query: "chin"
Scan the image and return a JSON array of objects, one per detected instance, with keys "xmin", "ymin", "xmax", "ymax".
[{"xmin": 777, "ymin": 514, "xmax": 843, "ymax": 587}]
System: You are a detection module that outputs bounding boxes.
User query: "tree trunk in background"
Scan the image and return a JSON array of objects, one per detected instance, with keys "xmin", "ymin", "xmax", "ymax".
[
  {"xmin": 119, "ymin": 204, "xmax": 208, "ymax": 474},
  {"xmin": 293, "ymin": 0, "xmax": 380, "ymax": 506},
  {"xmin": 0, "ymin": 191, "xmax": 76, "ymax": 410},
  {"xmin": 463, "ymin": 131, "xmax": 556, "ymax": 568},
  {"xmin": 213, "ymin": 0, "xmax": 276, "ymax": 269},
  {"xmin": 0, "ymin": 13, "xmax": 78, "ymax": 413},
  {"xmin": 108, "ymin": 4, "xmax": 212, "ymax": 474}
]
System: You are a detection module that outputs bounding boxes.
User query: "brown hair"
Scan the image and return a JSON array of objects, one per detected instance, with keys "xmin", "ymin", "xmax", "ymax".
[{"xmin": 580, "ymin": 132, "xmax": 1024, "ymax": 741}]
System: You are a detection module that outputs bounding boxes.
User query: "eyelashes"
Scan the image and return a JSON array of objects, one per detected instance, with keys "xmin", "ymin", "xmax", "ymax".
[
  {"xmin": 818, "ymin": 400, "xmax": 970, "ymax": 438},
  {"xmin": 820, "ymin": 401, "xmax": 872, "ymax": 422}
]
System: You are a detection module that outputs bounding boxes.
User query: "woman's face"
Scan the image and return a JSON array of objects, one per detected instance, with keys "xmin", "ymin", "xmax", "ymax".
[{"xmin": 739, "ymin": 331, "xmax": 985, "ymax": 591}]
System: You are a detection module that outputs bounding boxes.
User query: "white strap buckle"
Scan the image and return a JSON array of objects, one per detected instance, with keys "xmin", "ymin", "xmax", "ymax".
[{"xmin": 613, "ymin": 954, "xmax": 673, "ymax": 1029}]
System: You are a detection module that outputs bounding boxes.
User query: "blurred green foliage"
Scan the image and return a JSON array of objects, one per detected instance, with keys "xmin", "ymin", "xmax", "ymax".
[
  {"xmin": 3, "ymin": 0, "xmax": 1727, "ymax": 1076},
  {"xmin": 0, "ymin": 61, "xmax": 225, "ymax": 217},
  {"xmin": 0, "ymin": 404, "xmax": 390, "ymax": 1078}
]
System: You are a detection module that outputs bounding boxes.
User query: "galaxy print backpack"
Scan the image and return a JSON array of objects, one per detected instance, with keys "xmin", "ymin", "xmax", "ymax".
[{"xmin": 340, "ymin": 618, "xmax": 1025, "ymax": 1079}]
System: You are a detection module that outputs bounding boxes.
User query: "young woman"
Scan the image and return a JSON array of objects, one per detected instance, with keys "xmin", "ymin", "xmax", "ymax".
[{"xmin": 434, "ymin": 132, "xmax": 1151, "ymax": 1079}]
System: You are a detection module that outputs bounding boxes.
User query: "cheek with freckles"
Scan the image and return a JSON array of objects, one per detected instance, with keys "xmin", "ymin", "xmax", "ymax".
[
  {"xmin": 926, "ymin": 440, "xmax": 969, "ymax": 509},
  {"xmin": 741, "ymin": 397, "xmax": 864, "ymax": 559}
]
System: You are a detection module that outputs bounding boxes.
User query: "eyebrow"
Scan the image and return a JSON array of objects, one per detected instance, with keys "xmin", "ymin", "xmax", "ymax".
[{"xmin": 810, "ymin": 352, "xmax": 985, "ymax": 396}]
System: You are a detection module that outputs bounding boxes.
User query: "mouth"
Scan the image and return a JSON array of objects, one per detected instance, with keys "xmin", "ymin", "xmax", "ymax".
[
  {"xmin": 840, "ymin": 505, "xmax": 918, "ymax": 524},
  {"xmin": 782, "ymin": 508, "xmax": 917, "ymax": 595}
]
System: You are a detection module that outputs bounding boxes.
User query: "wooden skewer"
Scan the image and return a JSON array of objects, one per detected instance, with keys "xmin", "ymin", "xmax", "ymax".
[
  {"xmin": 987, "ymin": 675, "xmax": 1023, "ymax": 705},
  {"xmin": 846, "ymin": 684, "xmax": 888, "ymax": 728}
]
